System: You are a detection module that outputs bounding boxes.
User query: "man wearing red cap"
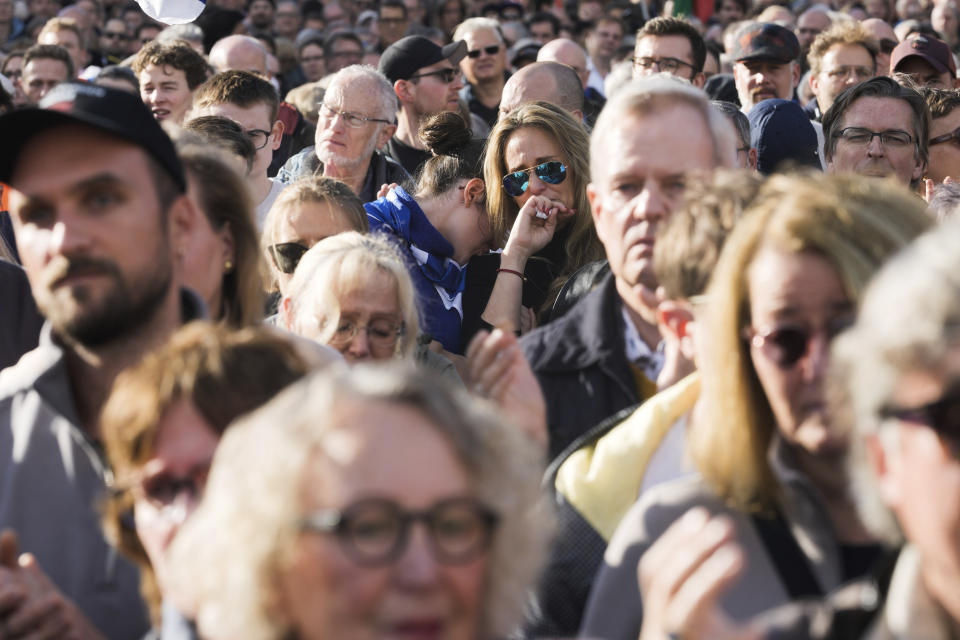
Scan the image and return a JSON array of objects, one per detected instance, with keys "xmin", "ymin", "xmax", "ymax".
[{"xmin": 891, "ymin": 33, "xmax": 958, "ymax": 89}]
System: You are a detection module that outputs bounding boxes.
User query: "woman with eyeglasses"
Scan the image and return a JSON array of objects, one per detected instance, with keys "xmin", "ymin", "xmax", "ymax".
[
  {"xmin": 99, "ymin": 322, "xmax": 329, "ymax": 639},
  {"xmin": 464, "ymin": 101, "xmax": 604, "ymax": 340},
  {"xmin": 167, "ymin": 362, "xmax": 551, "ymax": 640},
  {"xmin": 262, "ymin": 176, "xmax": 369, "ymax": 301},
  {"xmin": 279, "ymin": 231, "xmax": 422, "ymax": 365},
  {"xmin": 579, "ymin": 173, "xmax": 933, "ymax": 640}
]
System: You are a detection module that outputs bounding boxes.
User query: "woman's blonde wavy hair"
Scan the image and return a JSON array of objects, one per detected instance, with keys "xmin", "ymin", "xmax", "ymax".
[
  {"xmin": 168, "ymin": 362, "xmax": 553, "ymax": 640},
  {"xmin": 483, "ymin": 101, "xmax": 604, "ymax": 307},
  {"xmin": 690, "ymin": 173, "xmax": 932, "ymax": 511}
]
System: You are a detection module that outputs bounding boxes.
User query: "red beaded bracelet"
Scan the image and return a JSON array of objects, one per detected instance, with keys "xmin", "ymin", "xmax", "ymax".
[{"xmin": 497, "ymin": 267, "xmax": 525, "ymax": 280}]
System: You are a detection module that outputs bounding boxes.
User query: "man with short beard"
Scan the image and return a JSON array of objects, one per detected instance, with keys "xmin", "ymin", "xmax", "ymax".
[
  {"xmin": 0, "ymin": 82, "xmax": 207, "ymax": 639},
  {"xmin": 277, "ymin": 65, "xmax": 409, "ymax": 202}
]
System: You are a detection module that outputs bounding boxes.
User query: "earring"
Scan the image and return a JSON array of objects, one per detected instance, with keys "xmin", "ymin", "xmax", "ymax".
[{"xmin": 224, "ymin": 260, "xmax": 233, "ymax": 272}]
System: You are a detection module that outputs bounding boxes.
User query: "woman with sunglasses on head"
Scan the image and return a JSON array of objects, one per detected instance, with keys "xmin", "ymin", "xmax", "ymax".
[
  {"xmin": 168, "ymin": 362, "xmax": 551, "ymax": 640},
  {"xmin": 463, "ymin": 101, "xmax": 604, "ymax": 341},
  {"xmin": 99, "ymin": 322, "xmax": 333, "ymax": 639},
  {"xmin": 579, "ymin": 173, "xmax": 933, "ymax": 640},
  {"xmin": 262, "ymin": 176, "xmax": 369, "ymax": 302}
]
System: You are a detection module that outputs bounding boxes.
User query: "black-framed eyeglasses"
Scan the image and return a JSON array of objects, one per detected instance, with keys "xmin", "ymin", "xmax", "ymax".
[
  {"xmin": 269, "ymin": 242, "xmax": 309, "ymax": 274},
  {"xmin": 319, "ymin": 103, "xmax": 392, "ymax": 128},
  {"xmin": 409, "ymin": 67, "xmax": 461, "ymax": 84},
  {"xmin": 300, "ymin": 497, "xmax": 499, "ymax": 566},
  {"xmin": 246, "ymin": 128, "xmax": 271, "ymax": 150},
  {"xmin": 879, "ymin": 385, "xmax": 960, "ymax": 452},
  {"xmin": 837, "ymin": 127, "xmax": 913, "ymax": 148},
  {"xmin": 745, "ymin": 316, "xmax": 854, "ymax": 369},
  {"xmin": 501, "ymin": 160, "xmax": 566, "ymax": 197},
  {"xmin": 930, "ymin": 127, "xmax": 960, "ymax": 147},
  {"xmin": 633, "ymin": 56, "xmax": 697, "ymax": 74},
  {"xmin": 466, "ymin": 44, "xmax": 501, "ymax": 58},
  {"xmin": 328, "ymin": 317, "xmax": 405, "ymax": 350}
]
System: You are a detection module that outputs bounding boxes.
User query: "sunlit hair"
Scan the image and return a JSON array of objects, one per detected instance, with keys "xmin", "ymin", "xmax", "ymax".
[
  {"xmin": 261, "ymin": 176, "xmax": 368, "ymax": 292},
  {"xmin": 484, "ymin": 101, "xmax": 604, "ymax": 309},
  {"xmin": 192, "ymin": 70, "xmax": 280, "ymax": 123},
  {"xmin": 132, "ymin": 40, "xmax": 209, "ymax": 89},
  {"xmin": 453, "ymin": 16, "xmax": 504, "ymax": 43},
  {"xmin": 833, "ymin": 219, "xmax": 960, "ymax": 545},
  {"xmin": 807, "ymin": 20, "xmax": 878, "ymax": 76},
  {"xmin": 691, "ymin": 173, "xmax": 932, "ymax": 510},
  {"xmin": 327, "ymin": 64, "xmax": 397, "ymax": 122},
  {"xmin": 100, "ymin": 322, "xmax": 313, "ymax": 626},
  {"xmin": 176, "ymin": 145, "xmax": 265, "ymax": 326},
  {"xmin": 169, "ymin": 363, "xmax": 552, "ymax": 640},
  {"xmin": 590, "ymin": 75, "xmax": 736, "ymax": 182},
  {"xmin": 654, "ymin": 169, "xmax": 763, "ymax": 301},
  {"xmin": 284, "ymin": 231, "xmax": 419, "ymax": 359}
]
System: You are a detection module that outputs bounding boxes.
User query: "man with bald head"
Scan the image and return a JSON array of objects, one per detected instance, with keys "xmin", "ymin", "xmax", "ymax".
[
  {"xmin": 537, "ymin": 38, "xmax": 604, "ymax": 125},
  {"xmin": 796, "ymin": 7, "xmax": 831, "ymax": 68},
  {"xmin": 209, "ymin": 34, "xmax": 269, "ymax": 75},
  {"xmin": 862, "ymin": 18, "xmax": 897, "ymax": 75},
  {"xmin": 498, "ymin": 61, "xmax": 585, "ymax": 121}
]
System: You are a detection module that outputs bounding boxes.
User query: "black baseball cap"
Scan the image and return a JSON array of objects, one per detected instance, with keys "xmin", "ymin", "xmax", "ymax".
[
  {"xmin": 379, "ymin": 36, "xmax": 467, "ymax": 83},
  {"xmin": 0, "ymin": 82, "xmax": 186, "ymax": 192},
  {"xmin": 732, "ymin": 22, "xmax": 800, "ymax": 64}
]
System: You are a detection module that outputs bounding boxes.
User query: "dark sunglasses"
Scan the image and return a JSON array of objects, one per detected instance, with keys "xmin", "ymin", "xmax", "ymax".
[
  {"xmin": 879, "ymin": 386, "xmax": 960, "ymax": 448},
  {"xmin": 501, "ymin": 161, "xmax": 566, "ymax": 197},
  {"xmin": 409, "ymin": 67, "xmax": 460, "ymax": 83},
  {"xmin": 745, "ymin": 317, "xmax": 853, "ymax": 369},
  {"xmin": 930, "ymin": 127, "xmax": 960, "ymax": 147},
  {"xmin": 879, "ymin": 38, "xmax": 898, "ymax": 54},
  {"xmin": 269, "ymin": 242, "xmax": 309, "ymax": 274},
  {"xmin": 467, "ymin": 44, "xmax": 501, "ymax": 58},
  {"xmin": 135, "ymin": 466, "xmax": 209, "ymax": 509}
]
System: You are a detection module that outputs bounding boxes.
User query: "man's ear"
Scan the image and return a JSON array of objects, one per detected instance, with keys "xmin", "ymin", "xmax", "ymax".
[
  {"xmin": 791, "ymin": 61, "xmax": 801, "ymax": 89},
  {"xmin": 587, "ymin": 182, "xmax": 608, "ymax": 246},
  {"xmin": 394, "ymin": 78, "xmax": 413, "ymax": 102},
  {"xmin": 748, "ymin": 147, "xmax": 758, "ymax": 171},
  {"xmin": 809, "ymin": 70, "xmax": 820, "ymax": 98},
  {"xmin": 376, "ymin": 123, "xmax": 397, "ymax": 149},
  {"xmin": 692, "ymin": 71, "xmax": 706, "ymax": 88},
  {"xmin": 270, "ymin": 119, "xmax": 285, "ymax": 151},
  {"xmin": 168, "ymin": 193, "xmax": 201, "ymax": 266},
  {"xmin": 867, "ymin": 432, "xmax": 899, "ymax": 509}
]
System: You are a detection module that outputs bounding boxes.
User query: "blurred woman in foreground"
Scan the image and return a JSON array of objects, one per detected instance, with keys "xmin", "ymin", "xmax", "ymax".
[{"xmin": 169, "ymin": 363, "xmax": 552, "ymax": 639}]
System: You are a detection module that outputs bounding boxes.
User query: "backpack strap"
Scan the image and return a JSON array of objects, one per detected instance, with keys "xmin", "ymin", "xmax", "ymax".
[{"xmin": 752, "ymin": 509, "xmax": 825, "ymax": 599}]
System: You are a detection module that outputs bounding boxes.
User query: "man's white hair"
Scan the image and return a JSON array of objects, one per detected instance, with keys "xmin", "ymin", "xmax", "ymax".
[
  {"xmin": 453, "ymin": 17, "xmax": 504, "ymax": 44},
  {"xmin": 328, "ymin": 63, "xmax": 398, "ymax": 121},
  {"xmin": 590, "ymin": 75, "xmax": 736, "ymax": 181}
]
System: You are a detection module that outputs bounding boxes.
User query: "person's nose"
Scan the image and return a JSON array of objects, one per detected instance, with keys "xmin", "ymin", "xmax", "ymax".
[
  {"xmin": 346, "ymin": 327, "xmax": 371, "ymax": 359},
  {"xmin": 799, "ymin": 330, "xmax": 830, "ymax": 383},
  {"xmin": 393, "ymin": 524, "xmax": 442, "ymax": 588},
  {"xmin": 526, "ymin": 172, "xmax": 547, "ymax": 195},
  {"xmin": 866, "ymin": 134, "xmax": 885, "ymax": 157},
  {"xmin": 49, "ymin": 213, "xmax": 94, "ymax": 258},
  {"xmin": 631, "ymin": 181, "xmax": 668, "ymax": 224},
  {"xmin": 451, "ymin": 74, "xmax": 464, "ymax": 91}
]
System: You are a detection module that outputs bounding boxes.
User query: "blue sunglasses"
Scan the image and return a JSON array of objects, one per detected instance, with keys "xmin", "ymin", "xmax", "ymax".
[{"xmin": 502, "ymin": 161, "xmax": 567, "ymax": 197}]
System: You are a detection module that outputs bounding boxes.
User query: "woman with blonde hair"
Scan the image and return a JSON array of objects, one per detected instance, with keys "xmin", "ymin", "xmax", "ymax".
[
  {"xmin": 261, "ymin": 176, "xmax": 369, "ymax": 298},
  {"xmin": 580, "ymin": 173, "xmax": 933, "ymax": 640},
  {"xmin": 168, "ymin": 362, "xmax": 552, "ymax": 640},
  {"xmin": 466, "ymin": 101, "xmax": 604, "ymax": 337},
  {"xmin": 280, "ymin": 231, "xmax": 420, "ymax": 362}
]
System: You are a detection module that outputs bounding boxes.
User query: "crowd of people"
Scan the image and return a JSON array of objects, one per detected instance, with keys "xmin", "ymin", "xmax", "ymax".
[{"xmin": 1, "ymin": 0, "xmax": 960, "ymax": 637}]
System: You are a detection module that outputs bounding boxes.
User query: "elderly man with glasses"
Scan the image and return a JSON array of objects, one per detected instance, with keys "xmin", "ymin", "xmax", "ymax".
[
  {"xmin": 823, "ymin": 75, "xmax": 928, "ymax": 188},
  {"xmin": 379, "ymin": 35, "xmax": 466, "ymax": 176},
  {"xmin": 278, "ymin": 65, "xmax": 410, "ymax": 203}
]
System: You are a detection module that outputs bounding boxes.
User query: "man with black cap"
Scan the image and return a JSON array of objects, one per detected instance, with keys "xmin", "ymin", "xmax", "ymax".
[
  {"xmin": 891, "ymin": 33, "xmax": 958, "ymax": 89},
  {"xmin": 0, "ymin": 82, "xmax": 206, "ymax": 639},
  {"xmin": 731, "ymin": 21, "xmax": 802, "ymax": 114},
  {"xmin": 379, "ymin": 35, "xmax": 466, "ymax": 176}
]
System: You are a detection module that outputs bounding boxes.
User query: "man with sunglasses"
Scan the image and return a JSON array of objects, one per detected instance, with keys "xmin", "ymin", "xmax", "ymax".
[
  {"xmin": 922, "ymin": 86, "xmax": 960, "ymax": 185},
  {"xmin": 454, "ymin": 17, "xmax": 509, "ymax": 127},
  {"xmin": 632, "ymin": 17, "xmax": 706, "ymax": 88},
  {"xmin": 862, "ymin": 18, "xmax": 897, "ymax": 77},
  {"xmin": 189, "ymin": 70, "xmax": 288, "ymax": 227},
  {"xmin": 379, "ymin": 35, "xmax": 467, "ymax": 176}
]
